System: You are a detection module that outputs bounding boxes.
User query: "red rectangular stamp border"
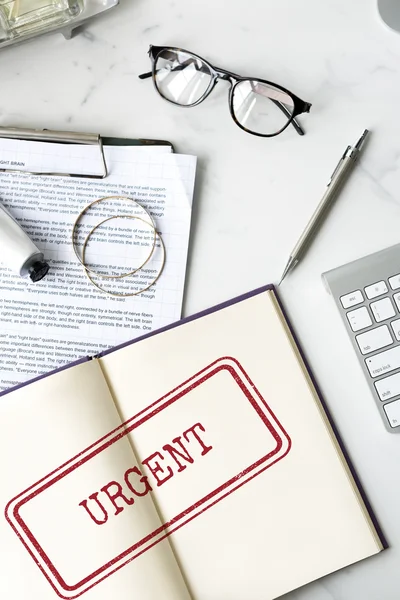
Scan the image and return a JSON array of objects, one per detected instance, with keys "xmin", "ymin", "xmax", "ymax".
[{"xmin": 5, "ymin": 357, "xmax": 291, "ymax": 598}]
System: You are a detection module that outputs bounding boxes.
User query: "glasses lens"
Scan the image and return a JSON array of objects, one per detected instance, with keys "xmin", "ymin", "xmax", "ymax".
[
  {"xmin": 154, "ymin": 49, "xmax": 213, "ymax": 106},
  {"xmin": 232, "ymin": 80, "xmax": 294, "ymax": 135}
]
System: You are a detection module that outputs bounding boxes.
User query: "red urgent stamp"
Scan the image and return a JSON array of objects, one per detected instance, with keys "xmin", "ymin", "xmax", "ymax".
[{"xmin": 5, "ymin": 357, "xmax": 291, "ymax": 598}]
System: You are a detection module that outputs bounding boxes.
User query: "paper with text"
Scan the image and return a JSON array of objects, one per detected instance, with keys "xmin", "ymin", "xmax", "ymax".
[
  {"xmin": 0, "ymin": 138, "xmax": 172, "ymax": 177},
  {"xmin": 100, "ymin": 290, "xmax": 382, "ymax": 600},
  {"xmin": 5, "ymin": 358, "xmax": 289, "ymax": 598},
  {"xmin": 0, "ymin": 141, "xmax": 196, "ymax": 391},
  {"xmin": 0, "ymin": 289, "xmax": 383, "ymax": 600},
  {"xmin": 0, "ymin": 359, "xmax": 191, "ymax": 600}
]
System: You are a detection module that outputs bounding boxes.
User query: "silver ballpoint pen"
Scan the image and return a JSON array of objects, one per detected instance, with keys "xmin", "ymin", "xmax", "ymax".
[{"xmin": 278, "ymin": 129, "xmax": 369, "ymax": 285}]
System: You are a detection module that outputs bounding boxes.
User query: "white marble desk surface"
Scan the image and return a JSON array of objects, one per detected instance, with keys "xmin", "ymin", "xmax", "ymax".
[{"xmin": 1, "ymin": 0, "xmax": 400, "ymax": 598}]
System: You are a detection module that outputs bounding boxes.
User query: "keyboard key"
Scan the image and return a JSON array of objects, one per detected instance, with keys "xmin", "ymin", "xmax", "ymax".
[
  {"xmin": 383, "ymin": 399, "xmax": 400, "ymax": 428},
  {"xmin": 340, "ymin": 290, "xmax": 363, "ymax": 309},
  {"xmin": 391, "ymin": 319, "xmax": 400, "ymax": 341},
  {"xmin": 356, "ymin": 326, "xmax": 393, "ymax": 355},
  {"xmin": 364, "ymin": 281, "xmax": 388, "ymax": 299},
  {"xmin": 393, "ymin": 293, "xmax": 400, "ymax": 312},
  {"xmin": 389, "ymin": 273, "xmax": 400, "ymax": 290},
  {"xmin": 366, "ymin": 345, "xmax": 400, "ymax": 378},
  {"xmin": 370, "ymin": 297, "xmax": 395, "ymax": 322},
  {"xmin": 347, "ymin": 307, "xmax": 372, "ymax": 332},
  {"xmin": 375, "ymin": 372, "xmax": 400, "ymax": 401}
]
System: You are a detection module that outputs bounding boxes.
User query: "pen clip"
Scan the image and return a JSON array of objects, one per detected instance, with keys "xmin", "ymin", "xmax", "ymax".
[{"xmin": 327, "ymin": 145, "xmax": 351, "ymax": 186}]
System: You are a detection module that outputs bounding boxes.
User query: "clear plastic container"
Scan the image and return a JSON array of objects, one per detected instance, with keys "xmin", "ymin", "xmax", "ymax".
[{"xmin": 0, "ymin": 0, "xmax": 84, "ymax": 42}]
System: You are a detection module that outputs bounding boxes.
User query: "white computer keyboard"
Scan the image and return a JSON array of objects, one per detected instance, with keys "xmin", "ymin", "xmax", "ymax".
[{"xmin": 323, "ymin": 243, "xmax": 400, "ymax": 433}]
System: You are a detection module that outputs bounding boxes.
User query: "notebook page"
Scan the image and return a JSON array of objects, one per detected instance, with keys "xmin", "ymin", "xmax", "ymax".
[
  {"xmin": 0, "ymin": 359, "xmax": 191, "ymax": 600},
  {"xmin": 99, "ymin": 289, "xmax": 382, "ymax": 600},
  {"xmin": 0, "ymin": 141, "xmax": 196, "ymax": 392}
]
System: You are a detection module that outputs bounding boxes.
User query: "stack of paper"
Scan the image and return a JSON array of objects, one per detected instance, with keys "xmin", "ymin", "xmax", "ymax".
[{"xmin": 0, "ymin": 138, "xmax": 197, "ymax": 391}]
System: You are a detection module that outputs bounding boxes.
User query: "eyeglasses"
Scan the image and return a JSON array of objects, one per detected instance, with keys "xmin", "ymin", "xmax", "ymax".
[{"xmin": 139, "ymin": 45, "xmax": 312, "ymax": 138}]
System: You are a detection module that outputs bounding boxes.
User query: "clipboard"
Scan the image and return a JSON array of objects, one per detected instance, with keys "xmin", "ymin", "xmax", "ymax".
[{"xmin": 0, "ymin": 127, "xmax": 174, "ymax": 179}]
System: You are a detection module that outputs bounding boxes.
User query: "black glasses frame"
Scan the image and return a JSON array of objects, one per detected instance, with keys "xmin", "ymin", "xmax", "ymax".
[{"xmin": 139, "ymin": 45, "xmax": 312, "ymax": 138}]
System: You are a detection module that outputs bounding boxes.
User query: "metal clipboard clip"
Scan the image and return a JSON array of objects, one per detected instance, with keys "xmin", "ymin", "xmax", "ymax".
[{"xmin": 0, "ymin": 127, "xmax": 108, "ymax": 179}]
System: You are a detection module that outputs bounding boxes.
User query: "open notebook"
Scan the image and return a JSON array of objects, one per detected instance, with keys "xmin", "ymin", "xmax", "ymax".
[{"xmin": 0, "ymin": 285, "xmax": 385, "ymax": 600}]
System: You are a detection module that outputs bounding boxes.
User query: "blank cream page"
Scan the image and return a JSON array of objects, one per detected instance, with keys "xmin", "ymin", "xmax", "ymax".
[
  {"xmin": 0, "ymin": 360, "xmax": 191, "ymax": 600},
  {"xmin": 100, "ymin": 289, "xmax": 382, "ymax": 600}
]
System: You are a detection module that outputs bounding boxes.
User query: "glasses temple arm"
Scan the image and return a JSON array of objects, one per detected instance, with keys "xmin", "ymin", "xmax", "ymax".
[
  {"xmin": 271, "ymin": 100, "xmax": 305, "ymax": 136},
  {"xmin": 138, "ymin": 71, "xmax": 152, "ymax": 80}
]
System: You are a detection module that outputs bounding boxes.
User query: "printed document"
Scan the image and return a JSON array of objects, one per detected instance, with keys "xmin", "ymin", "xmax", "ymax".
[{"xmin": 0, "ymin": 140, "xmax": 196, "ymax": 391}]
